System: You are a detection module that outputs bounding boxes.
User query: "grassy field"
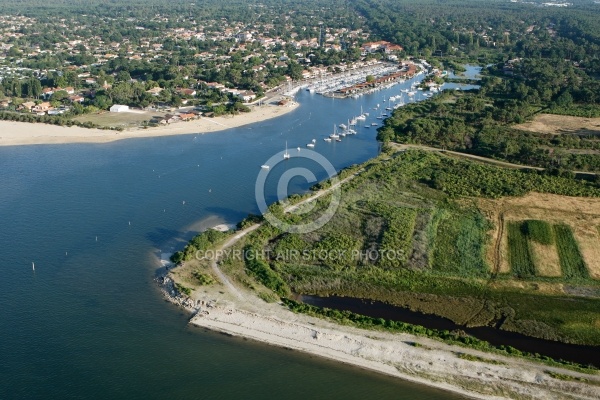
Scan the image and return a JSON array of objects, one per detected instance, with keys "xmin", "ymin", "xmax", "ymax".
[
  {"xmin": 514, "ymin": 113, "xmax": 600, "ymax": 136},
  {"xmin": 74, "ymin": 110, "xmax": 162, "ymax": 128},
  {"xmin": 432, "ymin": 210, "xmax": 490, "ymax": 277}
]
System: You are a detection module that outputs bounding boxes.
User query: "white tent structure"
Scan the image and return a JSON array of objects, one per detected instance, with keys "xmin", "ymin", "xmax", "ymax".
[{"xmin": 110, "ymin": 104, "xmax": 129, "ymax": 113}]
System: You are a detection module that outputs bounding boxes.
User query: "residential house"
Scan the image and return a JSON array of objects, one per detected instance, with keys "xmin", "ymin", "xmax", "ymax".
[
  {"xmin": 33, "ymin": 102, "xmax": 52, "ymax": 113},
  {"xmin": 146, "ymin": 87, "xmax": 163, "ymax": 96},
  {"xmin": 238, "ymin": 90, "xmax": 256, "ymax": 102},
  {"xmin": 19, "ymin": 101, "xmax": 35, "ymax": 111},
  {"xmin": 159, "ymin": 114, "xmax": 180, "ymax": 124},
  {"xmin": 178, "ymin": 88, "xmax": 196, "ymax": 97},
  {"xmin": 68, "ymin": 95, "xmax": 85, "ymax": 103},
  {"xmin": 41, "ymin": 88, "xmax": 54, "ymax": 99},
  {"xmin": 178, "ymin": 112, "xmax": 196, "ymax": 121}
]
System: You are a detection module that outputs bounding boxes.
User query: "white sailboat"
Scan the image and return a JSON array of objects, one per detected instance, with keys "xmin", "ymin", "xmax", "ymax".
[
  {"xmin": 329, "ymin": 125, "xmax": 340, "ymax": 139},
  {"xmin": 283, "ymin": 141, "xmax": 290, "ymax": 159},
  {"xmin": 385, "ymin": 98, "xmax": 393, "ymax": 111},
  {"xmin": 355, "ymin": 106, "xmax": 366, "ymax": 121}
]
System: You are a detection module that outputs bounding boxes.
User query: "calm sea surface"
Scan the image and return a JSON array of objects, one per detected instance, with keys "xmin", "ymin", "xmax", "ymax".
[{"xmin": 0, "ymin": 71, "xmax": 473, "ymax": 399}]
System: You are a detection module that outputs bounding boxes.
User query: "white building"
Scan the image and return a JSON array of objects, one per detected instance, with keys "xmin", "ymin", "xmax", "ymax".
[{"xmin": 110, "ymin": 104, "xmax": 129, "ymax": 113}]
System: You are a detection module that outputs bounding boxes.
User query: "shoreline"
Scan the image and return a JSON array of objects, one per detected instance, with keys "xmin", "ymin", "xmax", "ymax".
[
  {"xmin": 0, "ymin": 101, "xmax": 299, "ymax": 147},
  {"xmin": 157, "ymin": 273, "xmax": 600, "ymax": 400},
  {"xmin": 157, "ymin": 222, "xmax": 600, "ymax": 400}
]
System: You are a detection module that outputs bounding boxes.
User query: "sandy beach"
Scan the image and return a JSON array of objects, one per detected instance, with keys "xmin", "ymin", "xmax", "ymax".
[
  {"xmin": 0, "ymin": 102, "xmax": 298, "ymax": 147},
  {"xmin": 187, "ymin": 304, "xmax": 599, "ymax": 400}
]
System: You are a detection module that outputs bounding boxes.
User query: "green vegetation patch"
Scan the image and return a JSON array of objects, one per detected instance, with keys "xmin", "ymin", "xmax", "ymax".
[
  {"xmin": 432, "ymin": 210, "xmax": 489, "ymax": 277},
  {"xmin": 378, "ymin": 207, "xmax": 418, "ymax": 268},
  {"xmin": 507, "ymin": 222, "xmax": 535, "ymax": 278},
  {"xmin": 456, "ymin": 353, "xmax": 506, "ymax": 365},
  {"xmin": 522, "ymin": 220, "xmax": 554, "ymax": 245},
  {"xmin": 174, "ymin": 283, "xmax": 192, "ymax": 296},
  {"xmin": 244, "ymin": 245, "xmax": 290, "ymax": 297},
  {"xmin": 170, "ymin": 229, "xmax": 229, "ymax": 264},
  {"xmin": 545, "ymin": 371, "xmax": 590, "ymax": 383},
  {"xmin": 192, "ymin": 271, "xmax": 215, "ymax": 286},
  {"xmin": 554, "ymin": 225, "xmax": 589, "ymax": 280}
]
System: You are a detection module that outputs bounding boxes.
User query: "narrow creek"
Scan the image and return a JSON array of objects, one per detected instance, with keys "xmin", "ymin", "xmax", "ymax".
[{"xmin": 300, "ymin": 294, "xmax": 600, "ymax": 368}]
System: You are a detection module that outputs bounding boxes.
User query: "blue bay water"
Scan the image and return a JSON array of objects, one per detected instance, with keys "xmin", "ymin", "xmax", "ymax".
[{"xmin": 0, "ymin": 76, "xmax": 468, "ymax": 399}]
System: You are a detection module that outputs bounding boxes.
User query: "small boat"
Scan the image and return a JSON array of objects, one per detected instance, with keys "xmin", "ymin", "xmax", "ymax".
[
  {"xmin": 312, "ymin": 139, "xmax": 316, "ymax": 143},
  {"xmin": 335, "ymin": 138, "xmax": 342, "ymax": 142},
  {"xmin": 307, "ymin": 143, "xmax": 315, "ymax": 148},
  {"xmin": 324, "ymin": 137, "xmax": 332, "ymax": 142},
  {"xmin": 297, "ymin": 147, "xmax": 301, "ymax": 151},
  {"xmin": 339, "ymin": 132, "xmax": 346, "ymax": 137},
  {"xmin": 283, "ymin": 141, "xmax": 290, "ymax": 159},
  {"xmin": 355, "ymin": 106, "xmax": 366, "ymax": 121},
  {"xmin": 329, "ymin": 124, "xmax": 340, "ymax": 139},
  {"xmin": 261, "ymin": 165, "xmax": 270, "ymax": 169},
  {"xmin": 339, "ymin": 123, "xmax": 347, "ymax": 130},
  {"xmin": 371, "ymin": 122, "xmax": 378, "ymax": 126},
  {"xmin": 365, "ymin": 125, "xmax": 370, "ymax": 128}
]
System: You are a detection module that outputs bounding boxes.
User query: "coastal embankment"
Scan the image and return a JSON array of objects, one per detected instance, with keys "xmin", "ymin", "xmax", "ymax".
[{"xmin": 0, "ymin": 101, "xmax": 298, "ymax": 147}]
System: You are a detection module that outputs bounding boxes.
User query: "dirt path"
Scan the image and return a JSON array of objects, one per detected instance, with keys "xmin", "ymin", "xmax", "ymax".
[
  {"xmin": 210, "ymin": 224, "xmax": 261, "ymax": 301},
  {"xmin": 284, "ymin": 171, "xmax": 360, "ymax": 213},
  {"xmin": 391, "ymin": 143, "xmax": 598, "ymax": 176}
]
